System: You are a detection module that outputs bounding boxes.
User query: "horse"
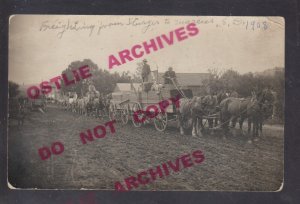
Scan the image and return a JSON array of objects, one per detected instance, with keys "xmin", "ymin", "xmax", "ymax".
[
  {"xmin": 219, "ymin": 97, "xmax": 251, "ymax": 132},
  {"xmin": 219, "ymin": 88, "xmax": 274, "ymax": 142},
  {"xmin": 89, "ymin": 96, "xmax": 106, "ymax": 118},
  {"xmin": 177, "ymin": 96, "xmax": 207, "ymax": 137},
  {"xmin": 97, "ymin": 95, "xmax": 111, "ymax": 118},
  {"xmin": 202, "ymin": 93, "xmax": 228, "ymax": 129},
  {"xmin": 246, "ymin": 89, "xmax": 274, "ymax": 140}
]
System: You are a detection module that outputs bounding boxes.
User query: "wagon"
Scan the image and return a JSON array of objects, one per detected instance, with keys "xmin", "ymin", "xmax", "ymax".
[
  {"xmin": 29, "ymin": 95, "xmax": 47, "ymax": 111},
  {"xmin": 108, "ymin": 77, "xmax": 193, "ymax": 132}
]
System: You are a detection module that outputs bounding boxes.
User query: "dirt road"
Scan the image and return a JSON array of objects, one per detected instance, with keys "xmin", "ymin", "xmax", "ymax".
[{"xmin": 8, "ymin": 105, "xmax": 284, "ymax": 191}]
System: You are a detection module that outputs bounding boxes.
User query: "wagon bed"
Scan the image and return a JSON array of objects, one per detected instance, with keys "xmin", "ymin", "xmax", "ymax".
[{"xmin": 109, "ymin": 82, "xmax": 193, "ymax": 132}]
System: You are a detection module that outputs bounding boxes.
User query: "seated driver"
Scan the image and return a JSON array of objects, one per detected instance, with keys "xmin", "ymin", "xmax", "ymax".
[{"xmin": 163, "ymin": 67, "xmax": 177, "ymax": 85}]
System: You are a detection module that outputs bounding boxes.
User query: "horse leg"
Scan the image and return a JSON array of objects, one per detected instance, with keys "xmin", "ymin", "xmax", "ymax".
[
  {"xmin": 239, "ymin": 116, "xmax": 246, "ymax": 135},
  {"xmin": 214, "ymin": 118, "xmax": 218, "ymax": 127},
  {"xmin": 231, "ymin": 116, "xmax": 237, "ymax": 128},
  {"xmin": 222, "ymin": 115, "xmax": 230, "ymax": 135},
  {"xmin": 252, "ymin": 120, "xmax": 256, "ymax": 138},
  {"xmin": 178, "ymin": 113, "xmax": 185, "ymax": 135},
  {"xmin": 208, "ymin": 119, "xmax": 213, "ymax": 128},
  {"xmin": 258, "ymin": 120, "xmax": 263, "ymax": 137},
  {"xmin": 179, "ymin": 118, "xmax": 184, "ymax": 135},
  {"xmin": 248, "ymin": 118, "xmax": 252, "ymax": 135},
  {"xmin": 198, "ymin": 117, "xmax": 204, "ymax": 137},
  {"xmin": 254, "ymin": 121, "xmax": 259, "ymax": 141},
  {"xmin": 220, "ymin": 111, "xmax": 227, "ymax": 136},
  {"xmin": 192, "ymin": 115, "xmax": 200, "ymax": 137},
  {"xmin": 192, "ymin": 119, "xmax": 197, "ymax": 137}
]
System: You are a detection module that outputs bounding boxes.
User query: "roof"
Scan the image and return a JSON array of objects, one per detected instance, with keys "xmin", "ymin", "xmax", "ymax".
[
  {"xmin": 157, "ymin": 73, "xmax": 210, "ymax": 86},
  {"xmin": 114, "ymin": 83, "xmax": 141, "ymax": 92}
]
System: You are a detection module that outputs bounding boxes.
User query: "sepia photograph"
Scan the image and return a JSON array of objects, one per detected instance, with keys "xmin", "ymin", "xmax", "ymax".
[{"xmin": 8, "ymin": 15, "xmax": 284, "ymax": 191}]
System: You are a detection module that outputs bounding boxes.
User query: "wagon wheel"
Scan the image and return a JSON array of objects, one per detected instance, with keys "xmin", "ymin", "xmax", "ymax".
[
  {"xmin": 108, "ymin": 103, "xmax": 117, "ymax": 121},
  {"xmin": 120, "ymin": 104, "xmax": 129, "ymax": 124},
  {"xmin": 131, "ymin": 103, "xmax": 143, "ymax": 128},
  {"xmin": 154, "ymin": 111, "xmax": 168, "ymax": 132}
]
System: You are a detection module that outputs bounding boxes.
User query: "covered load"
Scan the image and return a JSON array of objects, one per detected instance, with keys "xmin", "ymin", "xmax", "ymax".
[{"xmin": 111, "ymin": 83, "xmax": 141, "ymax": 103}]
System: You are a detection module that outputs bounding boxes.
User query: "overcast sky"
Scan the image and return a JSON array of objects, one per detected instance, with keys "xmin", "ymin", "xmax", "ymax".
[{"xmin": 9, "ymin": 15, "xmax": 284, "ymax": 85}]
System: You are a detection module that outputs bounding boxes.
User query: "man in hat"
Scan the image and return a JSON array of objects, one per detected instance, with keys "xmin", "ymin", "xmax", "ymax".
[
  {"xmin": 163, "ymin": 67, "xmax": 177, "ymax": 85},
  {"xmin": 87, "ymin": 83, "xmax": 100, "ymax": 101},
  {"xmin": 141, "ymin": 59, "xmax": 151, "ymax": 83}
]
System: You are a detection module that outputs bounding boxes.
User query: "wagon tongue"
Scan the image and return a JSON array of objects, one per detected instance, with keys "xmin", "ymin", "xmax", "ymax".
[{"xmin": 38, "ymin": 108, "xmax": 45, "ymax": 114}]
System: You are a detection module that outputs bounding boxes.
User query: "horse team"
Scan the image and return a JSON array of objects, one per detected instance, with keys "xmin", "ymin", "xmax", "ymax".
[
  {"xmin": 57, "ymin": 88, "xmax": 274, "ymax": 143},
  {"xmin": 177, "ymin": 89, "xmax": 275, "ymax": 143},
  {"xmin": 57, "ymin": 94, "xmax": 110, "ymax": 118},
  {"xmin": 12, "ymin": 85, "xmax": 275, "ymax": 144}
]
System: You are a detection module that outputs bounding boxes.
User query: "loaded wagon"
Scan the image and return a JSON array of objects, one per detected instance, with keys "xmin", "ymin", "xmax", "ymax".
[{"xmin": 108, "ymin": 75, "xmax": 193, "ymax": 131}]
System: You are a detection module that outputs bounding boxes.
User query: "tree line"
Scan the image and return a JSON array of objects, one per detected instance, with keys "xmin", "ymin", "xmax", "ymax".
[
  {"xmin": 9, "ymin": 59, "xmax": 284, "ymax": 120},
  {"xmin": 203, "ymin": 68, "xmax": 284, "ymax": 120}
]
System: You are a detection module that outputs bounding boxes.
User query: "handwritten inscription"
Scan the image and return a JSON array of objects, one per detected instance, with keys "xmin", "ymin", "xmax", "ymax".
[
  {"xmin": 220, "ymin": 18, "xmax": 269, "ymax": 31},
  {"xmin": 40, "ymin": 19, "xmax": 96, "ymax": 39},
  {"xmin": 39, "ymin": 17, "xmax": 270, "ymax": 39}
]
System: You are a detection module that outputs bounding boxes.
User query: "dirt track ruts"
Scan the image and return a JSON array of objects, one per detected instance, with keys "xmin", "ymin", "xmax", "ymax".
[{"xmin": 8, "ymin": 105, "xmax": 284, "ymax": 191}]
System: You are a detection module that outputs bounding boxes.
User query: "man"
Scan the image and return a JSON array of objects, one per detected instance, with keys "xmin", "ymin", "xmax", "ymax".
[
  {"xmin": 141, "ymin": 59, "xmax": 151, "ymax": 83},
  {"xmin": 87, "ymin": 84, "xmax": 100, "ymax": 101},
  {"xmin": 163, "ymin": 67, "xmax": 177, "ymax": 85}
]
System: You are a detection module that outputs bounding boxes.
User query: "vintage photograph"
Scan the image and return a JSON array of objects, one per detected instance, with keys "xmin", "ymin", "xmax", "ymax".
[{"xmin": 8, "ymin": 15, "xmax": 284, "ymax": 191}]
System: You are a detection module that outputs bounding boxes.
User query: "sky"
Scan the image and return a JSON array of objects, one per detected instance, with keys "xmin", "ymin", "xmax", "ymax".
[{"xmin": 8, "ymin": 15, "xmax": 284, "ymax": 85}]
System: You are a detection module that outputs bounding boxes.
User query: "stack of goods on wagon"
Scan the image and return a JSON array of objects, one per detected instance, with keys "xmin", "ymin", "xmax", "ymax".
[{"xmin": 111, "ymin": 83, "xmax": 141, "ymax": 104}]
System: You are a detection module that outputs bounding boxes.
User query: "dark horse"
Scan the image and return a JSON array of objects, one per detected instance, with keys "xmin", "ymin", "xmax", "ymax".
[
  {"xmin": 94, "ymin": 96, "xmax": 109, "ymax": 118},
  {"xmin": 86, "ymin": 96, "xmax": 109, "ymax": 118},
  {"xmin": 247, "ymin": 89, "xmax": 274, "ymax": 140},
  {"xmin": 219, "ymin": 89, "xmax": 274, "ymax": 142},
  {"xmin": 207, "ymin": 91, "xmax": 228, "ymax": 128}
]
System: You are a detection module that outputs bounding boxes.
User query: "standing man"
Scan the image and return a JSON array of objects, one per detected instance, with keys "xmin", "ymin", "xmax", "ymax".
[
  {"xmin": 141, "ymin": 59, "xmax": 151, "ymax": 83},
  {"xmin": 87, "ymin": 83, "xmax": 100, "ymax": 101}
]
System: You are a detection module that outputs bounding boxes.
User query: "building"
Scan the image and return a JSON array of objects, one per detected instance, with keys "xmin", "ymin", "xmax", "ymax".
[
  {"xmin": 255, "ymin": 67, "xmax": 284, "ymax": 77},
  {"xmin": 157, "ymin": 72, "xmax": 210, "ymax": 96},
  {"xmin": 18, "ymin": 83, "xmax": 61, "ymax": 100},
  {"xmin": 113, "ymin": 83, "xmax": 141, "ymax": 93}
]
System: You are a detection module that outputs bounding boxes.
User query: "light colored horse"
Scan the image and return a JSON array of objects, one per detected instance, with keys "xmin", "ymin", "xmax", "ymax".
[{"xmin": 177, "ymin": 96, "xmax": 206, "ymax": 137}]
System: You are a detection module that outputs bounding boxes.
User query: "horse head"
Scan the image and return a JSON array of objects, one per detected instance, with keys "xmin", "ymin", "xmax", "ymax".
[
  {"xmin": 200, "ymin": 95, "xmax": 218, "ymax": 114},
  {"xmin": 189, "ymin": 96, "xmax": 207, "ymax": 114},
  {"xmin": 251, "ymin": 88, "xmax": 274, "ymax": 119}
]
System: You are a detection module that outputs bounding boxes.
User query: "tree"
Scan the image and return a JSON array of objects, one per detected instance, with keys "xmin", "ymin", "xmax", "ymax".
[
  {"xmin": 220, "ymin": 69, "xmax": 240, "ymax": 91},
  {"xmin": 60, "ymin": 59, "xmax": 99, "ymax": 96},
  {"xmin": 272, "ymin": 69, "xmax": 284, "ymax": 120},
  {"xmin": 203, "ymin": 68, "xmax": 225, "ymax": 94},
  {"xmin": 60, "ymin": 59, "xmax": 134, "ymax": 97},
  {"xmin": 9, "ymin": 81, "xmax": 20, "ymax": 98},
  {"xmin": 131, "ymin": 62, "xmax": 143, "ymax": 83},
  {"xmin": 236, "ymin": 73, "xmax": 255, "ymax": 97}
]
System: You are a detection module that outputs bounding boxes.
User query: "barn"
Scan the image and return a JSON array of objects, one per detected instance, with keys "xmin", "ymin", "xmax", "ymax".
[
  {"xmin": 113, "ymin": 83, "xmax": 141, "ymax": 93},
  {"xmin": 157, "ymin": 72, "xmax": 210, "ymax": 96}
]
